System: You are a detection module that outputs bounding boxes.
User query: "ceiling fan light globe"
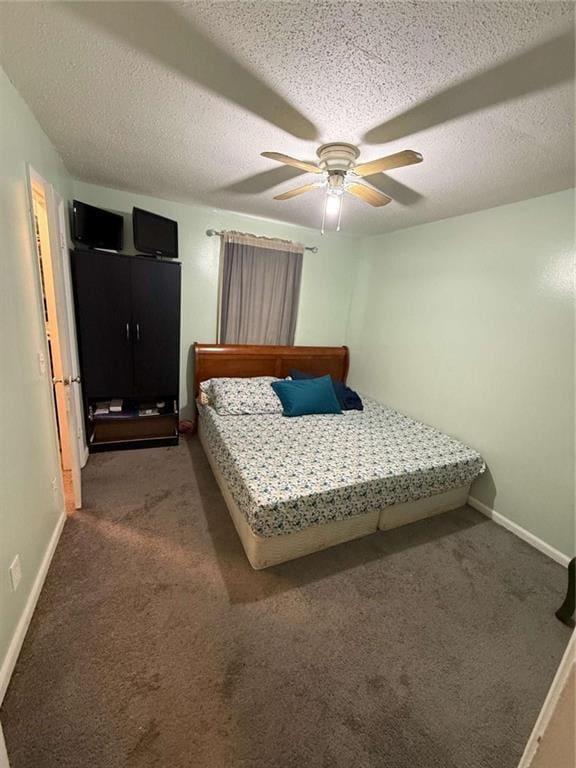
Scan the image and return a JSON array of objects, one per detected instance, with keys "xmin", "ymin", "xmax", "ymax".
[{"xmin": 325, "ymin": 193, "xmax": 342, "ymax": 218}]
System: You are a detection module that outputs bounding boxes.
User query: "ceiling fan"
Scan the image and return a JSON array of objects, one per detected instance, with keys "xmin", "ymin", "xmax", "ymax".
[{"xmin": 261, "ymin": 143, "xmax": 423, "ymax": 233}]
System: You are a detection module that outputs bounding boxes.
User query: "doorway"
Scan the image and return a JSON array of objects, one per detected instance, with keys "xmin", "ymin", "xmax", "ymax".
[{"xmin": 28, "ymin": 167, "xmax": 85, "ymax": 511}]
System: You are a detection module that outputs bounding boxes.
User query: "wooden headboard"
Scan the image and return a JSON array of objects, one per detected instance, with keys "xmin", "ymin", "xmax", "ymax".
[{"xmin": 193, "ymin": 343, "xmax": 349, "ymax": 396}]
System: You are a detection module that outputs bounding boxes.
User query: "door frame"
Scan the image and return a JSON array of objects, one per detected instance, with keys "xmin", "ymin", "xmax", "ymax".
[
  {"xmin": 26, "ymin": 164, "xmax": 83, "ymax": 509},
  {"xmin": 517, "ymin": 631, "xmax": 575, "ymax": 767},
  {"xmin": 0, "ymin": 721, "xmax": 9, "ymax": 768}
]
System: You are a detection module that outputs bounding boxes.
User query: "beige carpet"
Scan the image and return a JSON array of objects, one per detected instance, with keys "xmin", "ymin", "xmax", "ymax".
[{"xmin": 1, "ymin": 437, "xmax": 572, "ymax": 768}]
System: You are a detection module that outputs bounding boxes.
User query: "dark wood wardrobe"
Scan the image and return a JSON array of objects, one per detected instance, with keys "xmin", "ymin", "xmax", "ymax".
[{"xmin": 71, "ymin": 249, "xmax": 181, "ymax": 451}]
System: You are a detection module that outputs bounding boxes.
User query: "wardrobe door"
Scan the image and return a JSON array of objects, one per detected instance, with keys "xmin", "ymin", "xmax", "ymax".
[
  {"xmin": 131, "ymin": 259, "xmax": 181, "ymax": 398},
  {"xmin": 72, "ymin": 251, "xmax": 134, "ymax": 398}
]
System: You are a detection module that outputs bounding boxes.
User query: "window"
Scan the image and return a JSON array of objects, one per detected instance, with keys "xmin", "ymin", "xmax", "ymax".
[{"xmin": 219, "ymin": 231, "xmax": 303, "ymax": 345}]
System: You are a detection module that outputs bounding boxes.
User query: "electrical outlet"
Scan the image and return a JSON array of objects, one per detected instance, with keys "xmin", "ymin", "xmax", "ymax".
[
  {"xmin": 37, "ymin": 350, "xmax": 46, "ymax": 376},
  {"xmin": 10, "ymin": 555, "xmax": 22, "ymax": 592},
  {"xmin": 51, "ymin": 477, "xmax": 58, "ymax": 499}
]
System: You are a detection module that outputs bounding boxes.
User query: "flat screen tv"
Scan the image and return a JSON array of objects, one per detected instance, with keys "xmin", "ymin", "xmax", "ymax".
[
  {"xmin": 71, "ymin": 200, "xmax": 124, "ymax": 251},
  {"xmin": 133, "ymin": 207, "xmax": 178, "ymax": 259}
]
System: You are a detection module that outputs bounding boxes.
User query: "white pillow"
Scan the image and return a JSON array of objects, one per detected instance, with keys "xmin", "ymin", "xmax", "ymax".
[{"xmin": 210, "ymin": 377, "xmax": 282, "ymax": 415}]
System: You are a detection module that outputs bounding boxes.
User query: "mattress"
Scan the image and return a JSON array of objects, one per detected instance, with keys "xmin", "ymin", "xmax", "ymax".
[{"xmin": 198, "ymin": 397, "xmax": 484, "ymax": 538}]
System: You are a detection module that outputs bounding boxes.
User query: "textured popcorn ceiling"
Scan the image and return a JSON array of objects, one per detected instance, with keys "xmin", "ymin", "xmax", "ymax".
[{"xmin": 0, "ymin": 1, "xmax": 574, "ymax": 235}]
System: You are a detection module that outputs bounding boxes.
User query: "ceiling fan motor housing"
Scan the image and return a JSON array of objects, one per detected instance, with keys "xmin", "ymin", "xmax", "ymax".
[{"xmin": 316, "ymin": 143, "xmax": 360, "ymax": 173}]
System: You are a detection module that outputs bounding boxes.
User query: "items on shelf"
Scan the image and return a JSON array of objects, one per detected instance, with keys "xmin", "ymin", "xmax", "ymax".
[
  {"xmin": 139, "ymin": 403, "xmax": 159, "ymax": 417},
  {"xmin": 90, "ymin": 400, "xmax": 173, "ymax": 420}
]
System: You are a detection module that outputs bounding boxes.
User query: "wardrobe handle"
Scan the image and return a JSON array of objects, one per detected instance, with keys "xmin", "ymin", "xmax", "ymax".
[
  {"xmin": 125, "ymin": 322, "xmax": 130, "ymax": 341},
  {"xmin": 136, "ymin": 322, "xmax": 140, "ymax": 341}
]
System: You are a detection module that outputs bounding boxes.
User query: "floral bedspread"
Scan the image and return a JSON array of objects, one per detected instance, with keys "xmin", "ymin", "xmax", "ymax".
[{"xmin": 199, "ymin": 398, "xmax": 485, "ymax": 538}]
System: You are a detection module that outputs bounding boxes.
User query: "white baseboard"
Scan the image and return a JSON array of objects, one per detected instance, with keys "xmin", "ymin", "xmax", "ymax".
[
  {"xmin": 468, "ymin": 496, "xmax": 571, "ymax": 568},
  {"xmin": 0, "ymin": 512, "xmax": 66, "ymax": 704}
]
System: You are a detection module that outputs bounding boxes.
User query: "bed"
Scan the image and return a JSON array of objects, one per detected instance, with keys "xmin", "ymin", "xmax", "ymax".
[{"xmin": 194, "ymin": 343, "xmax": 485, "ymax": 569}]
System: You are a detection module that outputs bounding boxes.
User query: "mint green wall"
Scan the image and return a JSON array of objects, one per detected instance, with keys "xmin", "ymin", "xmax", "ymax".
[
  {"xmin": 0, "ymin": 68, "xmax": 360, "ymax": 696},
  {"xmin": 347, "ymin": 190, "xmax": 575, "ymax": 557},
  {"xmin": 2, "ymin": 62, "xmax": 574, "ymax": 700},
  {"xmin": 70, "ymin": 181, "xmax": 361, "ymax": 418},
  {"xmin": 0, "ymin": 68, "xmax": 70, "ymax": 684}
]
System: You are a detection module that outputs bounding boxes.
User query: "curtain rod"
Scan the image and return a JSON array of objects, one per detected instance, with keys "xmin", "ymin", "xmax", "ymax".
[{"xmin": 206, "ymin": 228, "xmax": 318, "ymax": 254}]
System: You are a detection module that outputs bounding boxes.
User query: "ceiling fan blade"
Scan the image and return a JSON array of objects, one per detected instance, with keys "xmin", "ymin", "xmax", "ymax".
[
  {"xmin": 353, "ymin": 150, "xmax": 423, "ymax": 177},
  {"xmin": 274, "ymin": 183, "xmax": 321, "ymax": 201},
  {"xmin": 346, "ymin": 183, "xmax": 392, "ymax": 207},
  {"xmin": 363, "ymin": 29, "xmax": 574, "ymax": 144},
  {"xmin": 262, "ymin": 152, "xmax": 322, "ymax": 174}
]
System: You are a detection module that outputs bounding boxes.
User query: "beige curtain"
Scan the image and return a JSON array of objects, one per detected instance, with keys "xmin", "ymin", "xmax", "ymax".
[{"xmin": 219, "ymin": 231, "xmax": 304, "ymax": 345}]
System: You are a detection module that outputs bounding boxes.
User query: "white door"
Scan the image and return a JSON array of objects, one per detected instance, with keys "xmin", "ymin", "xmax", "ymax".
[
  {"xmin": 54, "ymin": 192, "xmax": 88, "ymax": 468},
  {"xmin": 28, "ymin": 167, "xmax": 83, "ymax": 509}
]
